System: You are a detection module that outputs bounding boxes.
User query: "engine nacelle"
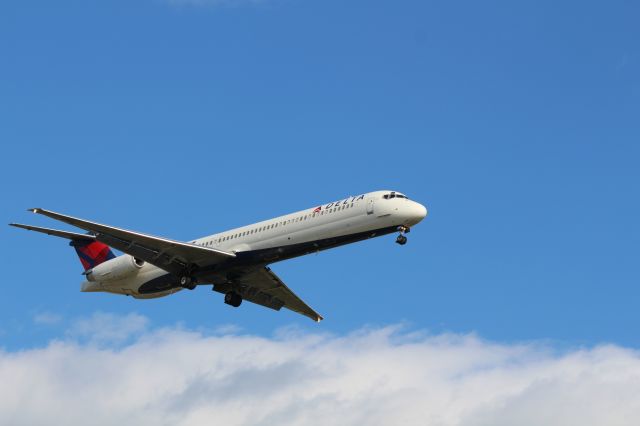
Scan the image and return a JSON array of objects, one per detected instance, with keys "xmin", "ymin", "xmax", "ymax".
[{"xmin": 86, "ymin": 255, "xmax": 144, "ymax": 282}]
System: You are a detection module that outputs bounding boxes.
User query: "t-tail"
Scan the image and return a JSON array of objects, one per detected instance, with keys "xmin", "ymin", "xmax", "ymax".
[{"xmin": 69, "ymin": 239, "xmax": 116, "ymax": 271}]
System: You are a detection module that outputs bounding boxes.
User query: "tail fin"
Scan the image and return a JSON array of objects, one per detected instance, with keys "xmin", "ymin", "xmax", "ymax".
[{"xmin": 69, "ymin": 239, "xmax": 115, "ymax": 271}]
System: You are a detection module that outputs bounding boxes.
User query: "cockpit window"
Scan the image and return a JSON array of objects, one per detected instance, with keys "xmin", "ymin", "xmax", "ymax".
[{"xmin": 383, "ymin": 192, "xmax": 408, "ymax": 200}]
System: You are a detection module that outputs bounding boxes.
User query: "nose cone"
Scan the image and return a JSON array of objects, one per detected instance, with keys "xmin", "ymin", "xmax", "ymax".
[{"xmin": 405, "ymin": 201, "xmax": 427, "ymax": 226}]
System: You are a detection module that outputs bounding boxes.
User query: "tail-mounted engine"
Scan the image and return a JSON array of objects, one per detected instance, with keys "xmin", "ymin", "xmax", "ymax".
[{"xmin": 85, "ymin": 255, "xmax": 144, "ymax": 282}]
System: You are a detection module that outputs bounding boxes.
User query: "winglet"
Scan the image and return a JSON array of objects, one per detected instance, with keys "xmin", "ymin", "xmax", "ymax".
[{"xmin": 28, "ymin": 208, "xmax": 41, "ymax": 214}]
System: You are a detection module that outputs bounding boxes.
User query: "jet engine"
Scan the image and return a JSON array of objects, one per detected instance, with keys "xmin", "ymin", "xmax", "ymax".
[{"xmin": 86, "ymin": 255, "xmax": 145, "ymax": 282}]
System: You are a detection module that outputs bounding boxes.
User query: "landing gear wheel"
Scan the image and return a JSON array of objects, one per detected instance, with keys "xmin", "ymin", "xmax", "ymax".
[
  {"xmin": 224, "ymin": 292, "xmax": 243, "ymax": 308},
  {"xmin": 396, "ymin": 235, "xmax": 408, "ymax": 245},
  {"xmin": 180, "ymin": 276, "xmax": 196, "ymax": 290}
]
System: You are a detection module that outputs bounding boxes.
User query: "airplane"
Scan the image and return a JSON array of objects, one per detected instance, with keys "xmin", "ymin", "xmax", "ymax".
[{"xmin": 10, "ymin": 190, "xmax": 427, "ymax": 322}]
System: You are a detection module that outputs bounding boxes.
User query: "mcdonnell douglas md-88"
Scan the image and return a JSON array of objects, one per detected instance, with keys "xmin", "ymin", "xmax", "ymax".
[{"xmin": 11, "ymin": 191, "xmax": 427, "ymax": 322}]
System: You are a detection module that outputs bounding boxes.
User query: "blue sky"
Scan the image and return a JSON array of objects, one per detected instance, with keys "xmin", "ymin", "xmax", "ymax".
[{"xmin": 1, "ymin": 0, "xmax": 639, "ymax": 352}]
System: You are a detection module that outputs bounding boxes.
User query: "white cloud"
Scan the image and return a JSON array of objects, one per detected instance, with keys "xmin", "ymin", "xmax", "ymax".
[
  {"xmin": 0, "ymin": 317, "xmax": 639, "ymax": 426},
  {"xmin": 33, "ymin": 311, "xmax": 63, "ymax": 325},
  {"xmin": 65, "ymin": 311, "xmax": 149, "ymax": 346}
]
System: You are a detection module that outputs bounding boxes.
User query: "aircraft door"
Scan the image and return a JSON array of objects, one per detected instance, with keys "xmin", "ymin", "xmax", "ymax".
[{"xmin": 366, "ymin": 198, "xmax": 374, "ymax": 215}]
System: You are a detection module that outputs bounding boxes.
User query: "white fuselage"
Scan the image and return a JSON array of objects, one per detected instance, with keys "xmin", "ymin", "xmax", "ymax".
[{"xmin": 81, "ymin": 190, "xmax": 427, "ymax": 298}]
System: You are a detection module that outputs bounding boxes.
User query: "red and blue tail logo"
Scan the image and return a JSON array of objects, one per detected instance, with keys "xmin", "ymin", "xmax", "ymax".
[{"xmin": 69, "ymin": 240, "xmax": 115, "ymax": 271}]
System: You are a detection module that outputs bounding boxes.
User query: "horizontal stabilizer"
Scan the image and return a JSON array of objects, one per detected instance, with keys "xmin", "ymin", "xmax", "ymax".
[{"xmin": 9, "ymin": 223, "xmax": 96, "ymax": 241}]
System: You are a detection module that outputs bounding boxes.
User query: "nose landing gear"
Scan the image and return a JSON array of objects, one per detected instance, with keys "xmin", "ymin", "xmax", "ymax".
[{"xmin": 396, "ymin": 226, "xmax": 409, "ymax": 245}]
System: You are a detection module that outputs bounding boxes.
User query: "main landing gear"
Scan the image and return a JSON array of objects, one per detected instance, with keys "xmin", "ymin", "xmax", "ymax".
[
  {"xmin": 180, "ymin": 276, "xmax": 197, "ymax": 290},
  {"xmin": 224, "ymin": 291, "xmax": 243, "ymax": 308},
  {"xmin": 396, "ymin": 226, "xmax": 410, "ymax": 245}
]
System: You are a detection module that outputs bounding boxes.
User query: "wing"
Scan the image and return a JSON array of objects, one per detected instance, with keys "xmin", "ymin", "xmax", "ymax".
[
  {"xmin": 27, "ymin": 208, "xmax": 235, "ymax": 275},
  {"xmin": 212, "ymin": 267, "xmax": 323, "ymax": 322}
]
